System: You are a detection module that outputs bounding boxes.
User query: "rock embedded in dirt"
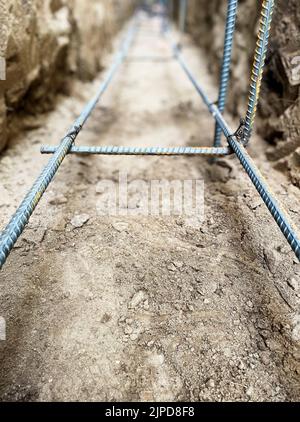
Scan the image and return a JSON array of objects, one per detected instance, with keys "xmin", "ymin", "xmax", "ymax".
[
  {"xmin": 173, "ymin": 261, "xmax": 184, "ymax": 269},
  {"xmin": 167, "ymin": 263, "xmax": 177, "ymax": 272},
  {"xmin": 22, "ymin": 228, "xmax": 46, "ymax": 245},
  {"xmin": 292, "ymin": 316, "xmax": 300, "ymax": 342},
  {"xmin": 246, "ymin": 386, "xmax": 254, "ymax": 398},
  {"xmin": 70, "ymin": 214, "xmax": 90, "ymax": 228},
  {"xmin": 112, "ymin": 222, "xmax": 129, "ymax": 233},
  {"xmin": 246, "ymin": 300, "xmax": 254, "ymax": 309},
  {"xmin": 52, "ymin": 219, "xmax": 67, "ymax": 232},
  {"xmin": 206, "ymin": 379, "xmax": 215, "ymax": 389},
  {"xmin": 1, "ymin": 9, "xmax": 299, "ymax": 403},
  {"xmin": 182, "ymin": 0, "xmax": 300, "ymax": 184},
  {"xmin": 130, "ymin": 333, "xmax": 139, "ymax": 341},
  {"xmin": 128, "ymin": 290, "xmax": 147, "ymax": 310}
]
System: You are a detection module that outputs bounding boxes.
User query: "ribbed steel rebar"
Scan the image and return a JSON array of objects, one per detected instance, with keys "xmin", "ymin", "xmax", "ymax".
[
  {"xmin": 40, "ymin": 145, "xmax": 232, "ymax": 156},
  {"xmin": 214, "ymin": 0, "xmax": 238, "ymax": 147},
  {"xmin": 243, "ymin": 0, "xmax": 274, "ymax": 144},
  {"xmin": 0, "ymin": 22, "xmax": 137, "ymax": 270},
  {"xmin": 228, "ymin": 137, "xmax": 300, "ymax": 260}
]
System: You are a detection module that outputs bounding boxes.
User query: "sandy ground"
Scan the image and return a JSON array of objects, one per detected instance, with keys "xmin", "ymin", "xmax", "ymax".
[{"xmin": 0, "ymin": 14, "xmax": 300, "ymax": 402}]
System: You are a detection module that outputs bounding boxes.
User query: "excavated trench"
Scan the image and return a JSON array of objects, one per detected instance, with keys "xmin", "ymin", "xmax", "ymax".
[
  {"xmin": 178, "ymin": 0, "xmax": 300, "ymax": 185},
  {"xmin": 0, "ymin": 1, "xmax": 299, "ymax": 402}
]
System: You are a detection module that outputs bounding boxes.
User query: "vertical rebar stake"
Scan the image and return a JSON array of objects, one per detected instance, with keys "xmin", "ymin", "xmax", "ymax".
[
  {"xmin": 169, "ymin": 0, "xmax": 174, "ymax": 22},
  {"xmin": 243, "ymin": 0, "xmax": 275, "ymax": 145},
  {"xmin": 214, "ymin": 0, "xmax": 238, "ymax": 147},
  {"xmin": 179, "ymin": 0, "xmax": 187, "ymax": 33}
]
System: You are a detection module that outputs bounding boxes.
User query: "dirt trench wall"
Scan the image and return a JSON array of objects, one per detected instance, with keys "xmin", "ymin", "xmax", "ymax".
[
  {"xmin": 0, "ymin": 0, "xmax": 136, "ymax": 151},
  {"xmin": 173, "ymin": 0, "xmax": 300, "ymax": 185}
]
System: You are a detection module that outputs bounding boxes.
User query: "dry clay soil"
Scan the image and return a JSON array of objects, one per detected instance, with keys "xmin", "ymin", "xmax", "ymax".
[{"xmin": 0, "ymin": 15, "xmax": 300, "ymax": 402}]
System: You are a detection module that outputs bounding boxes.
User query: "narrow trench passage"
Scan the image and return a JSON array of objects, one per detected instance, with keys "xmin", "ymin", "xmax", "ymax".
[{"xmin": 0, "ymin": 13, "xmax": 299, "ymax": 402}]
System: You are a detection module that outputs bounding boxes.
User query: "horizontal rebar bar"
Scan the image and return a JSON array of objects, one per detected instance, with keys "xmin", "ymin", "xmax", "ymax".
[
  {"xmin": 40, "ymin": 145, "xmax": 232, "ymax": 156},
  {"xmin": 0, "ymin": 21, "xmax": 138, "ymax": 270}
]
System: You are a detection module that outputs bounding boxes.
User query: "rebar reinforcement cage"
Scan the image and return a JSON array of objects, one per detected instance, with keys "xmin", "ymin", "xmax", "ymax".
[{"xmin": 0, "ymin": 0, "xmax": 299, "ymax": 270}]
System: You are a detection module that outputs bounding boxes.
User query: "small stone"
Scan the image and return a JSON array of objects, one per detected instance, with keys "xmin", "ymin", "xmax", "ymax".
[
  {"xmin": 246, "ymin": 386, "xmax": 254, "ymax": 397},
  {"xmin": 22, "ymin": 228, "xmax": 46, "ymax": 245},
  {"xmin": 130, "ymin": 333, "xmax": 138, "ymax": 341},
  {"xmin": 87, "ymin": 293, "xmax": 94, "ymax": 301},
  {"xmin": 263, "ymin": 248, "xmax": 278, "ymax": 273},
  {"xmin": 70, "ymin": 214, "xmax": 90, "ymax": 228},
  {"xmin": 96, "ymin": 183, "xmax": 105, "ymax": 194},
  {"xmin": 292, "ymin": 316, "xmax": 300, "ymax": 342},
  {"xmin": 260, "ymin": 329, "xmax": 271, "ymax": 339},
  {"xmin": 238, "ymin": 361, "xmax": 245, "ymax": 370},
  {"xmin": 260, "ymin": 352, "xmax": 271, "ymax": 366},
  {"xmin": 138, "ymin": 273, "xmax": 146, "ymax": 281},
  {"xmin": 173, "ymin": 261, "xmax": 184, "ymax": 269},
  {"xmin": 101, "ymin": 313, "xmax": 111, "ymax": 323},
  {"xmin": 175, "ymin": 218, "xmax": 184, "ymax": 227},
  {"xmin": 293, "ymin": 256, "xmax": 300, "ymax": 265},
  {"xmin": 209, "ymin": 281, "xmax": 218, "ymax": 294},
  {"xmin": 52, "ymin": 219, "xmax": 66, "ymax": 232},
  {"xmin": 204, "ymin": 298, "xmax": 210, "ymax": 305},
  {"xmin": 249, "ymin": 199, "xmax": 262, "ymax": 210},
  {"xmin": 206, "ymin": 379, "xmax": 215, "ymax": 388},
  {"xmin": 287, "ymin": 278, "xmax": 299, "ymax": 291},
  {"xmin": 266, "ymin": 339, "xmax": 280, "ymax": 352},
  {"xmin": 246, "ymin": 300, "xmax": 253, "ymax": 308},
  {"xmin": 118, "ymin": 316, "xmax": 126, "ymax": 324}
]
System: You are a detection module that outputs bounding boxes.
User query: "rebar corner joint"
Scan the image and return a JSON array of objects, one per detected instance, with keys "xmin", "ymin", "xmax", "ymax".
[{"xmin": 229, "ymin": 118, "xmax": 247, "ymax": 144}]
